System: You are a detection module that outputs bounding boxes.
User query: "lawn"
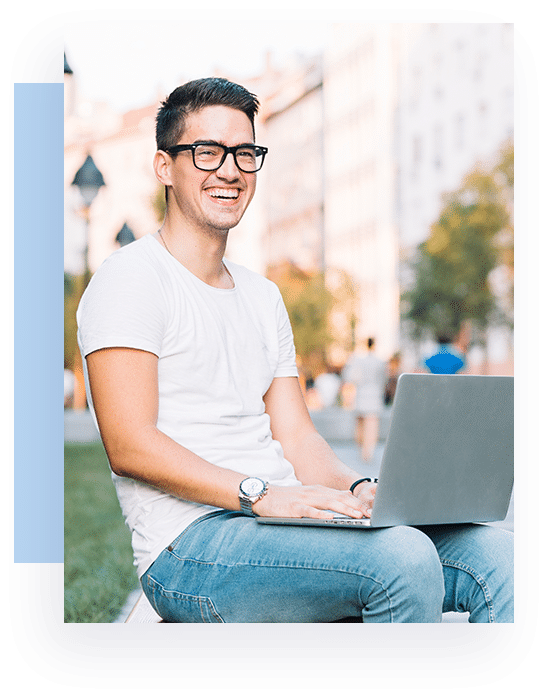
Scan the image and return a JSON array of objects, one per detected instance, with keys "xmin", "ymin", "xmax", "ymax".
[{"xmin": 64, "ymin": 440, "xmax": 139, "ymax": 623}]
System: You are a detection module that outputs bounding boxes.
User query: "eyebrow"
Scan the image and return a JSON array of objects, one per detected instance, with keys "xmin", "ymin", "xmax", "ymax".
[{"xmin": 191, "ymin": 139, "xmax": 257, "ymax": 148}]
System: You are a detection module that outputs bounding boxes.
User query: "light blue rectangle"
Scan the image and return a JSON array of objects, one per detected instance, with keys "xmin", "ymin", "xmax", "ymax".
[{"xmin": 14, "ymin": 83, "xmax": 64, "ymax": 562}]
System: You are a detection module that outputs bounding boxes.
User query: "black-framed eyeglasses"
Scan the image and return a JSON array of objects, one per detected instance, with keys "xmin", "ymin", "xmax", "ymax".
[{"xmin": 165, "ymin": 141, "xmax": 268, "ymax": 173}]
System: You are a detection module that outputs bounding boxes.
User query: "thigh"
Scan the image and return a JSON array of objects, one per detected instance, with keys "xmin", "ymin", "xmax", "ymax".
[{"xmin": 142, "ymin": 511, "xmax": 444, "ymax": 623}]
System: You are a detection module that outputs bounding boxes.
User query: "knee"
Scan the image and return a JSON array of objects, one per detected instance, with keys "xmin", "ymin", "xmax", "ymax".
[
  {"xmin": 360, "ymin": 527, "xmax": 444, "ymax": 622},
  {"xmin": 379, "ymin": 527, "xmax": 444, "ymax": 599}
]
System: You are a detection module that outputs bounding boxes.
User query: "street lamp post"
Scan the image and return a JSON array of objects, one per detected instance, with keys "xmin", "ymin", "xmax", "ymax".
[
  {"xmin": 70, "ymin": 154, "xmax": 105, "ymax": 409},
  {"xmin": 116, "ymin": 222, "xmax": 136, "ymax": 247},
  {"xmin": 71, "ymin": 154, "xmax": 105, "ymax": 285}
]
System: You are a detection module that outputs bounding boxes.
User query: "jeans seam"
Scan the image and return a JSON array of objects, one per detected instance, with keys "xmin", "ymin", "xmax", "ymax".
[{"xmin": 440, "ymin": 557, "xmax": 495, "ymax": 622}]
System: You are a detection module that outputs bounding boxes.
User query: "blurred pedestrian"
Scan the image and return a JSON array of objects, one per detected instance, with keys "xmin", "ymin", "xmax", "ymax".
[
  {"xmin": 424, "ymin": 334, "xmax": 466, "ymax": 374},
  {"xmin": 383, "ymin": 352, "xmax": 401, "ymax": 406},
  {"xmin": 314, "ymin": 367, "xmax": 342, "ymax": 408},
  {"xmin": 343, "ymin": 338, "xmax": 386, "ymax": 462}
]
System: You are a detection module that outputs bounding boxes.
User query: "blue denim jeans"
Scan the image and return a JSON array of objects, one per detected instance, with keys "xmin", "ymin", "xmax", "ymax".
[{"xmin": 141, "ymin": 510, "xmax": 513, "ymax": 623}]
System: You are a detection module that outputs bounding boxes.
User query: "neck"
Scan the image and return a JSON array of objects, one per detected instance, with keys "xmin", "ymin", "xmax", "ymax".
[{"xmin": 157, "ymin": 218, "xmax": 233, "ymax": 289}]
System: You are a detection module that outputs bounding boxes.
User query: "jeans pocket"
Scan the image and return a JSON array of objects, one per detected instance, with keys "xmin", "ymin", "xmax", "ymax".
[{"xmin": 144, "ymin": 576, "xmax": 225, "ymax": 623}]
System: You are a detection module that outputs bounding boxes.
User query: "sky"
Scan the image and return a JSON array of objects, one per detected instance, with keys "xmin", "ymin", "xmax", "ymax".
[{"xmin": 64, "ymin": 19, "xmax": 333, "ymax": 113}]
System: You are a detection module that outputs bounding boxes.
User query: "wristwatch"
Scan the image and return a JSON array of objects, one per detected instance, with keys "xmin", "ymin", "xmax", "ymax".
[{"xmin": 238, "ymin": 477, "xmax": 269, "ymax": 516}]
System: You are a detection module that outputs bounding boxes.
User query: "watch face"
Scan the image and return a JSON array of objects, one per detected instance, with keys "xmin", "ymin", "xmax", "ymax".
[{"xmin": 242, "ymin": 478, "xmax": 264, "ymax": 496}]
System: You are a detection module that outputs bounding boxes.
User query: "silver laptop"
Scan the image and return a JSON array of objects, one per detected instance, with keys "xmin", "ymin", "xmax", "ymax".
[{"xmin": 256, "ymin": 373, "xmax": 514, "ymax": 529}]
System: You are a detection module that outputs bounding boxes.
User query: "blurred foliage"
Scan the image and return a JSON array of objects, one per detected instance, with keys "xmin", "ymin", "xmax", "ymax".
[
  {"xmin": 493, "ymin": 140, "xmax": 514, "ymax": 277},
  {"xmin": 64, "ymin": 272, "xmax": 86, "ymax": 371},
  {"xmin": 152, "ymin": 183, "xmax": 166, "ymax": 223},
  {"xmin": 268, "ymin": 261, "xmax": 357, "ymax": 378},
  {"xmin": 325, "ymin": 267, "xmax": 360, "ymax": 356},
  {"xmin": 402, "ymin": 140, "xmax": 513, "ymax": 343}
]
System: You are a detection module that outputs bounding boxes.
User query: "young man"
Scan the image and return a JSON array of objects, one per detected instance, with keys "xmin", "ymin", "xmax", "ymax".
[{"xmin": 77, "ymin": 77, "xmax": 513, "ymax": 622}]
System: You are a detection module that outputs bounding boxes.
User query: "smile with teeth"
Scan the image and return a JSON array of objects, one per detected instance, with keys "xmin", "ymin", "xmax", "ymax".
[{"xmin": 207, "ymin": 188, "xmax": 240, "ymax": 200}]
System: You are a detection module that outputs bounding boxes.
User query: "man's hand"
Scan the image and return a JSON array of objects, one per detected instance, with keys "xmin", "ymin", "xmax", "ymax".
[
  {"xmin": 350, "ymin": 480, "xmax": 377, "ymax": 518},
  {"xmin": 252, "ymin": 483, "xmax": 374, "ymax": 520}
]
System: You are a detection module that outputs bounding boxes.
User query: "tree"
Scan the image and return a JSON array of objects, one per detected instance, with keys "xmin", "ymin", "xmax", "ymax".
[
  {"xmin": 64, "ymin": 272, "xmax": 86, "ymax": 371},
  {"xmin": 151, "ymin": 183, "xmax": 166, "ymax": 223},
  {"xmin": 402, "ymin": 142, "xmax": 513, "ymax": 348},
  {"xmin": 268, "ymin": 261, "xmax": 359, "ymax": 379},
  {"xmin": 65, "ymin": 271, "xmax": 90, "ymax": 408},
  {"xmin": 267, "ymin": 261, "xmax": 336, "ymax": 379},
  {"xmin": 492, "ymin": 139, "xmax": 514, "ymax": 323}
]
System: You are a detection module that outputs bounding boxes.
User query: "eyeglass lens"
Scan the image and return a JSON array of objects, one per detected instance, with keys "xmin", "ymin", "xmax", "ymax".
[{"xmin": 194, "ymin": 144, "xmax": 264, "ymax": 172}]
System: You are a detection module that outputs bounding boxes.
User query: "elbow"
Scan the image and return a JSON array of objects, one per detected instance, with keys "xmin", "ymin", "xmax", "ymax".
[
  {"xmin": 104, "ymin": 444, "xmax": 132, "ymax": 478},
  {"xmin": 108, "ymin": 458, "xmax": 129, "ymax": 478},
  {"xmin": 100, "ymin": 424, "xmax": 158, "ymax": 480},
  {"xmin": 100, "ymin": 434, "xmax": 139, "ymax": 479}
]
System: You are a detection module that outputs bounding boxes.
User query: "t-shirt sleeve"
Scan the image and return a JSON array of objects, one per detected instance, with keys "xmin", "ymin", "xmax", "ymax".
[
  {"xmin": 273, "ymin": 288, "xmax": 299, "ymax": 378},
  {"xmin": 77, "ymin": 250, "xmax": 167, "ymax": 359}
]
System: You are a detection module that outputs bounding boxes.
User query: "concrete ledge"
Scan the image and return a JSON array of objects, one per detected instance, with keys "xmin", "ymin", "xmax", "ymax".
[{"xmin": 64, "ymin": 409, "xmax": 100, "ymax": 443}]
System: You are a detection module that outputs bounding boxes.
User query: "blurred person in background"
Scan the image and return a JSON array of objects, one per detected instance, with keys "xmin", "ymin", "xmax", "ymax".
[
  {"xmin": 77, "ymin": 77, "xmax": 512, "ymax": 623},
  {"xmin": 424, "ymin": 333, "xmax": 466, "ymax": 374},
  {"xmin": 314, "ymin": 367, "xmax": 342, "ymax": 409},
  {"xmin": 343, "ymin": 338, "xmax": 387, "ymax": 462},
  {"xmin": 383, "ymin": 351, "xmax": 402, "ymax": 407}
]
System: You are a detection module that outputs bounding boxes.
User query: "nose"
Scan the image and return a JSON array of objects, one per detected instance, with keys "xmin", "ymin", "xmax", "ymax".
[{"xmin": 215, "ymin": 152, "xmax": 240, "ymax": 180}]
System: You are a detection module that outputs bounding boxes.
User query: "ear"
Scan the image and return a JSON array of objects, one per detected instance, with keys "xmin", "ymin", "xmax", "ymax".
[{"xmin": 153, "ymin": 150, "xmax": 172, "ymax": 187}]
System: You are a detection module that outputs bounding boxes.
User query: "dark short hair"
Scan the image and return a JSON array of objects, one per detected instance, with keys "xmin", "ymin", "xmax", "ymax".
[{"xmin": 156, "ymin": 77, "xmax": 260, "ymax": 151}]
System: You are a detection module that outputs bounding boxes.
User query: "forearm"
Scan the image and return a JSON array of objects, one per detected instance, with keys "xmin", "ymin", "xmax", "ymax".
[
  {"xmin": 104, "ymin": 424, "xmax": 245, "ymax": 512},
  {"xmin": 282, "ymin": 426, "xmax": 363, "ymax": 492}
]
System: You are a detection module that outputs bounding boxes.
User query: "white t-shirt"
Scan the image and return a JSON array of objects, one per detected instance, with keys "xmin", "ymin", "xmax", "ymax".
[{"xmin": 77, "ymin": 234, "xmax": 301, "ymax": 578}]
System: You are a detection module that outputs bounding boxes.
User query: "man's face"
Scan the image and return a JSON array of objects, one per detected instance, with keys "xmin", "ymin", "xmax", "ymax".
[{"xmin": 166, "ymin": 105, "xmax": 257, "ymax": 235}]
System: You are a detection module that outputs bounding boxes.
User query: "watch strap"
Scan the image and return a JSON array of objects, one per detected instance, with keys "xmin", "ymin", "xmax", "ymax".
[{"xmin": 238, "ymin": 496, "xmax": 256, "ymax": 517}]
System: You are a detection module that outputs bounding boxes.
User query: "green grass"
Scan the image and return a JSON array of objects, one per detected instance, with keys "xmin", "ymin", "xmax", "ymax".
[{"xmin": 64, "ymin": 441, "xmax": 139, "ymax": 623}]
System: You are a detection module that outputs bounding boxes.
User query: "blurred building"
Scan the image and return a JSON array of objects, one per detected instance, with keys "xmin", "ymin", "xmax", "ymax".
[
  {"xmin": 322, "ymin": 24, "xmax": 411, "ymax": 362},
  {"xmin": 252, "ymin": 27, "xmax": 408, "ymax": 364},
  {"xmin": 65, "ymin": 98, "xmax": 158, "ymax": 273},
  {"xmin": 397, "ymin": 23, "xmax": 513, "ymax": 249},
  {"xmin": 259, "ymin": 57, "xmax": 325, "ymax": 272}
]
